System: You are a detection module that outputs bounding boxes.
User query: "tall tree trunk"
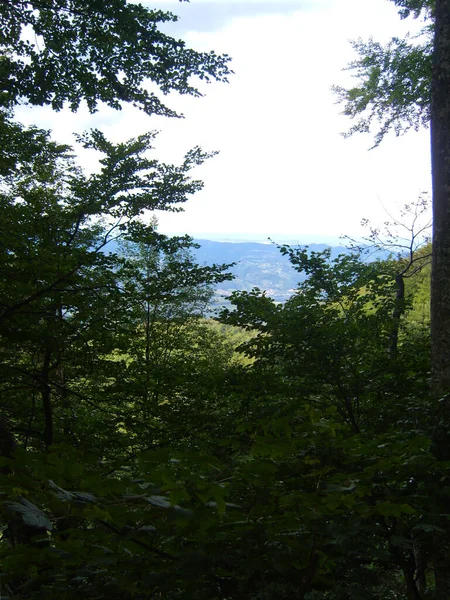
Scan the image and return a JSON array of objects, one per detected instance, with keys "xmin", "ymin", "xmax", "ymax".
[
  {"xmin": 41, "ymin": 347, "xmax": 53, "ymax": 449},
  {"xmin": 0, "ymin": 416, "xmax": 16, "ymax": 464},
  {"xmin": 389, "ymin": 273, "xmax": 405, "ymax": 359},
  {"xmin": 393, "ymin": 547, "xmax": 423, "ymax": 600},
  {"xmin": 432, "ymin": 0, "xmax": 450, "ymax": 404},
  {"xmin": 430, "ymin": 1, "xmax": 450, "ymax": 596},
  {"xmin": 413, "ymin": 539, "xmax": 427, "ymax": 597}
]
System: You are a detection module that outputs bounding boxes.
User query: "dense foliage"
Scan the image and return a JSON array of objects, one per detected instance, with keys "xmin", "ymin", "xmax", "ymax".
[
  {"xmin": 333, "ymin": 0, "xmax": 433, "ymax": 146},
  {"xmin": 0, "ymin": 0, "xmax": 231, "ymax": 115},
  {"xmin": 0, "ymin": 1, "xmax": 446, "ymax": 599}
]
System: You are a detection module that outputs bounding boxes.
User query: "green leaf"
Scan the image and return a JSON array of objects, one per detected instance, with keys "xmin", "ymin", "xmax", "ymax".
[
  {"xmin": 376, "ymin": 502, "xmax": 416, "ymax": 517},
  {"xmin": 146, "ymin": 495, "xmax": 171, "ymax": 508},
  {"xmin": 6, "ymin": 497, "xmax": 53, "ymax": 531}
]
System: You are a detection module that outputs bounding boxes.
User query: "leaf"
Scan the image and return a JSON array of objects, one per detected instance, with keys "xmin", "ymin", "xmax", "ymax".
[
  {"xmin": 173, "ymin": 506, "xmax": 192, "ymax": 518},
  {"xmin": 146, "ymin": 495, "xmax": 171, "ymax": 508},
  {"xmin": 6, "ymin": 497, "xmax": 53, "ymax": 531},
  {"xmin": 49, "ymin": 480, "xmax": 96, "ymax": 503},
  {"xmin": 73, "ymin": 491, "xmax": 97, "ymax": 503},
  {"xmin": 412, "ymin": 523, "xmax": 446, "ymax": 534},
  {"xmin": 136, "ymin": 526, "xmax": 157, "ymax": 533},
  {"xmin": 205, "ymin": 501, "xmax": 242, "ymax": 509},
  {"xmin": 376, "ymin": 502, "xmax": 416, "ymax": 517}
]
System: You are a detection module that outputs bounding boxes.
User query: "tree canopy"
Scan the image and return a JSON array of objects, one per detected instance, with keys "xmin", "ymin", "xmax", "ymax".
[
  {"xmin": 333, "ymin": 0, "xmax": 433, "ymax": 146},
  {"xmin": 0, "ymin": 0, "xmax": 232, "ymax": 116}
]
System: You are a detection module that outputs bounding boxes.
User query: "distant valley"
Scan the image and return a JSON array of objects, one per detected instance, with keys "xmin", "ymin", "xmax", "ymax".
[
  {"xmin": 105, "ymin": 237, "xmax": 369, "ymax": 304},
  {"xmin": 192, "ymin": 239, "xmax": 350, "ymax": 303}
]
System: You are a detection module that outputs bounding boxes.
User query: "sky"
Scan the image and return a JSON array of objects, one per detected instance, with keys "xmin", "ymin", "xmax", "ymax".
[{"xmin": 15, "ymin": 0, "xmax": 432, "ymax": 243}]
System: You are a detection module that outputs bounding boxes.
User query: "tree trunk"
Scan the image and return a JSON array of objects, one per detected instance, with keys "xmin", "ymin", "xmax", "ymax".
[
  {"xmin": 41, "ymin": 347, "xmax": 53, "ymax": 449},
  {"xmin": 413, "ymin": 539, "xmax": 427, "ymax": 597},
  {"xmin": 430, "ymin": 1, "xmax": 450, "ymax": 596},
  {"xmin": 389, "ymin": 542, "xmax": 424, "ymax": 600},
  {"xmin": 0, "ymin": 416, "xmax": 16, "ymax": 476},
  {"xmin": 432, "ymin": 0, "xmax": 450, "ymax": 402},
  {"xmin": 389, "ymin": 273, "xmax": 405, "ymax": 359}
]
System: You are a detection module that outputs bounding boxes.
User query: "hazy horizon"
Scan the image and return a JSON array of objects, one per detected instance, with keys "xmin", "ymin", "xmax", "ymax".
[{"xmin": 164, "ymin": 232, "xmax": 346, "ymax": 245}]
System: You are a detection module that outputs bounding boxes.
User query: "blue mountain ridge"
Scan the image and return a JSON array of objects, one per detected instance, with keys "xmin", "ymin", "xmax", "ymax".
[
  {"xmin": 192, "ymin": 239, "xmax": 350, "ymax": 303},
  {"xmin": 103, "ymin": 238, "xmax": 381, "ymax": 304}
]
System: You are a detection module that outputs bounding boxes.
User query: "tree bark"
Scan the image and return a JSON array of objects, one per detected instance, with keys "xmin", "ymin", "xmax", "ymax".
[
  {"xmin": 413, "ymin": 539, "xmax": 427, "ymax": 597},
  {"xmin": 0, "ymin": 416, "xmax": 16, "ymax": 476},
  {"xmin": 389, "ymin": 273, "xmax": 405, "ymax": 359},
  {"xmin": 430, "ymin": 1, "xmax": 450, "ymax": 596},
  {"xmin": 41, "ymin": 347, "xmax": 53, "ymax": 449},
  {"xmin": 432, "ymin": 1, "xmax": 450, "ymax": 401}
]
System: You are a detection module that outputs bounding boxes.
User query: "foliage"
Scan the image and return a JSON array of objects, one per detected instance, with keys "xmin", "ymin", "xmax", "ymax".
[
  {"xmin": 0, "ymin": 0, "xmax": 231, "ymax": 115},
  {"xmin": 217, "ymin": 246, "xmax": 435, "ymax": 599},
  {"xmin": 0, "ymin": 0, "xmax": 443, "ymax": 598},
  {"xmin": 390, "ymin": 0, "xmax": 434, "ymax": 20},
  {"xmin": 333, "ymin": 0, "xmax": 433, "ymax": 146},
  {"xmin": 0, "ymin": 117, "xmax": 234, "ymax": 450},
  {"xmin": 0, "ymin": 211, "xmax": 438, "ymax": 598}
]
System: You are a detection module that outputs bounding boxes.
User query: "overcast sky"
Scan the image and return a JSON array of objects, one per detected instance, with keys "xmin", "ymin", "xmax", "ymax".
[{"xmin": 16, "ymin": 0, "xmax": 432, "ymax": 243}]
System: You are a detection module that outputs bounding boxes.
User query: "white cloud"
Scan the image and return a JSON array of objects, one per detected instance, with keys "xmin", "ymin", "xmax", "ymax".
[
  {"xmin": 152, "ymin": 0, "xmax": 431, "ymax": 238},
  {"xmin": 139, "ymin": 0, "xmax": 315, "ymax": 4},
  {"xmin": 15, "ymin": 0, "xmax": 431, "ymax": 240}
]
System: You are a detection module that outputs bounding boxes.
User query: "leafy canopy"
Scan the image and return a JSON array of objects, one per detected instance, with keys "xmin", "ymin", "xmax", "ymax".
[
  {"xmin": 333, "ymin": 0, "xmax": 433, "ymax": 146},
  {"xmin": 0, "ymin": 0, "xmax": 232, "ymax": 115}
]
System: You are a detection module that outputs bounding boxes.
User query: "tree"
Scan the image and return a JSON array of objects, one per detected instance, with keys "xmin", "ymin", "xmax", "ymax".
[
  {"xmin": 428, "ymin": 2, "xmax": 450, "ymax": 597},
  {"xmin": 218, "ymin": 246, "xmax": 434, "ymax": 599},
  {"xmin": 0, "ymin": 123, "xmax": 225, "ymax": 450},
  {"xmin": 0, "ymin": 0, "xmax": 231, "ymax": 116},
  {"xmin": 346, "ymin": 196, "xmax": 432, "ymax": 358},
  {"xmin": 0, "ymin": 118, "xmax": 244, "ymax": 599},
  {"xmin": 333, "ymin": 0, "xmax": 433, "ymax": 147},
  {"xmin": 0, "ymin": 1, "xmax": 250, "ymax": 597},
  {"xmin": 336, "ymin": 1, "xmax": 450, "ymax": 595},
  {"xmin": 430, "ymin": 0, "xmax": 450, "ymax": 402},
  {"xmin": 0, "ymin": 0, "xmax": 233, "ymax": 450},
  {"xmin": 86, "ymin": 228, "xmax": 236, "ymax": 455}
]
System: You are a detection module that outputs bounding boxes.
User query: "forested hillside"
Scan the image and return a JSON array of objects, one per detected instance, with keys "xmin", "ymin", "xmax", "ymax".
[
  {"xmin": 193, "ymin": 240, "xmax": 350, "ymax": 302},
  {"xmin": 1, "ymin": 1, "xmax": 449, "ymax": 600},
  {"xmin": 106, "ymin": 239, "xmax": 353, "ymax": 302}
]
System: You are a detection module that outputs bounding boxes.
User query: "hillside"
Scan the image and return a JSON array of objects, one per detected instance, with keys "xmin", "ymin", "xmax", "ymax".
[
  {"xmin": 192, "ymin": 239, "xmax": 350, "ymax": 302},
  {"xmin": 104, "ymin": 237, "xmax": 369, "ymax": 303}
]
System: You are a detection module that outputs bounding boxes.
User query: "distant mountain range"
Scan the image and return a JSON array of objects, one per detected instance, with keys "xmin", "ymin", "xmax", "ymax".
[
  {"xmin": 104, "ymin": 237, "xmax": 380, "ymax": 305},
  {"xmin": 192, "ymin": 239, "xmax": 350, "ymax": 303}
]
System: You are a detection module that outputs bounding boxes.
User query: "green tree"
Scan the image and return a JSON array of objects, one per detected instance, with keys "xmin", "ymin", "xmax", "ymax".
[
  {"xmin": 333, "ymin": 1, "xmax": 433, "ymax": 147},
  {"xmin": 0, "ymin": 3, "xmax": 240, "ymax": 596},
  {"xmin": 335, "ymin": 3, "xmax": 450, "ymax": 594},
  {"xmin": 429, "ymin": 1, "xmax": 450, "ymax": 596},
  {"xmin": 82, "ymin": 228, "xmax": 236, "ymax": 456},
  {"xmin": 0, "ymin": 0, "xmax": 233, "ymax": 450},
  {"xmin": 0, "ymin": 227, "xmax": 439, "ymax": 599},
  {"xmin": 0, "ymin": 124, "xmax": 223, "ymax": 451},
  {"xmin": 347, "ymin": 197, "xmax": 431, "ymax": 357},
  {"xmin": 218, "ymin": 247, "xmax": 434, "ymax": 599},
  {"xmin": 0, "ymin": 0, "xmax": 231, "ymax": 116}
]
